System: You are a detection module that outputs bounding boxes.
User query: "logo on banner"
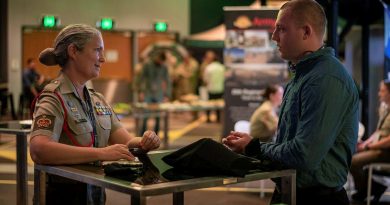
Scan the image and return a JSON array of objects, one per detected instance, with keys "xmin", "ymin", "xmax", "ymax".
[
  {"xmin": 234, "ymin": 15, "xmax": 252, "ymax": 29},
  {"xmin": 233, "ymin": 15, "xmax": 276, "ymax": 31}
]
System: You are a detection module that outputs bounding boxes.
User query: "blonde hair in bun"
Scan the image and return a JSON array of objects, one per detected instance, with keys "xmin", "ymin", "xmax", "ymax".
[
  {"xmin": 38, "ymin": 24, "xmax": 101, "ymax": 67},
  {"xmin": 38, "ymin": 48, "xmax": 57, "ymax": 66}
]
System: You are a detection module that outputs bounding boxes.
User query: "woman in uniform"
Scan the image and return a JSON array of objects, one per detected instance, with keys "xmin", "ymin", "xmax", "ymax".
[
  {"xmin": 350, "ymin": 80, "xmax": 390, "ymax": 203},
  {"xmin": 29, "ymin": 24, "xmax": 160, "ymax": 205},
  {"xmin": 249, "ymin": 84, "xmax": 284, "ymax": 142}
]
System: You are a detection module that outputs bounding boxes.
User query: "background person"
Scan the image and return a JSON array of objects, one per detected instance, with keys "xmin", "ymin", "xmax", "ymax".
[
  {"xmin": 223, "ymin": 1, "xmax": 359, "ymax": 205},
  {"xmin": 350, "ymin": 80, "xmax": 390, "ymax": 203},
  {"xmin": 172, "ymin": 51, "xmax": 199, "ymax": 100},
  {"xmin": 22, "ymin": 58, "xmax": 40, "ymax": 103},
  {"xmin": 138, "ymin": 51, "xmax": 171, "ymax": 136},
  {"xmin": 250, "ymin": 84, "xmax": 283, "ymax": 142},
  {"xmin": 29, "ymin": 24, "xmax": 160, "ymax": 205},
  {"xmin": 199, "ymin": 50, "xmax": 217, "ymax": 88},
  {"xmin": 203, "ymin": 51, "xmax": 225, "ymax": 123}
]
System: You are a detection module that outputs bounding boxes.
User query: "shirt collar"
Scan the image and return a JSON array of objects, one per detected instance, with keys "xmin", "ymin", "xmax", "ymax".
[
  {"xmin": 290, "ymin": 46, "xmax": 335, "ymax": 76},
  {"xmin": 58, "ymin": 72, "xmax": 94, "ymax": 96}
]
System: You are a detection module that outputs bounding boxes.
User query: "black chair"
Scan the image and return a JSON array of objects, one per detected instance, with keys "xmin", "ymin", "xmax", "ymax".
[
  {"xmin": 0, "ymin": 91, "xmax": 16, "ymax": 120},
  {"xmin": 18, "ymin": 93, "xmax": 31, "ymax": 120}
]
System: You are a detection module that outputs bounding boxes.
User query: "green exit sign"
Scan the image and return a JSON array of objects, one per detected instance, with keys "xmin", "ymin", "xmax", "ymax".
[
  {"xmin": 101, "ymin": 18, "xmax": 114, "ymax": 30},
  {"xmin": 42, "ymin": 15, "xmax": 57, "ymax": 28},
  {"xmin": 154, "ymin": 22, "xmax": 168, "ymax": 32}
]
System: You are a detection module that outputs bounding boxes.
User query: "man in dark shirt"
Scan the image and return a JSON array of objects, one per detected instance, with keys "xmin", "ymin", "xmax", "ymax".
[
  {"xmin": 22, "ymin": 58, "xmax": 40, "ymax": 103},
  {"xmin": 223, "ymin": 1, "xmax": 359, "ymax": 205},
  {"xmin": 138, "ymin": 51, "xmax": 171, "ymax": 136}
]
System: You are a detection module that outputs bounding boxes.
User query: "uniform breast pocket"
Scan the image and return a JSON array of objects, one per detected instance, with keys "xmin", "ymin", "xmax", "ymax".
[
  {"xmin": 97, "ymin": 115, "xmax": 112, "ymax": 130},
  {"xmin": 96, "ymin": 115, "xmax": 112, "ymax": 146},
  {"xmin": 66, "ymin": 118, "xmax": 94, "ymax": 146}
]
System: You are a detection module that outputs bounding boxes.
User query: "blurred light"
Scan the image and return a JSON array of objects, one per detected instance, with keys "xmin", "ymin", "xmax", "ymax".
[
  {"xmin": 100, "ymin": 18, "xmax": 114, "ymax": 30},
  {"xmin": 154, "ymin": 21, "xmax": 168, "ymax": 32},
  {"xmin": 42, "ymin": 15, "xmax": 57, "ymax": 28}
]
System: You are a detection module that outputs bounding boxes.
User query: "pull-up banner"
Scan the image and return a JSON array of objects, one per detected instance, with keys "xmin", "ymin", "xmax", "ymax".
[{"xmin": 222, "ymin": 7, "xmax": 288, "ymax": 137}]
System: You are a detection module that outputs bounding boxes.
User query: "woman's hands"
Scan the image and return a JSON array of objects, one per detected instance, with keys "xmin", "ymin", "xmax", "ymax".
[
  {"xmin": 99, "ymin": 131, "xmax": 160, "ymax": 162},
  {"xmin": 139, "ymin": 130, "xmax": 160, "ymax": 151},
  {"xmin": 99, "ymin": 144, "xmax": 135, "ymax": 161}
]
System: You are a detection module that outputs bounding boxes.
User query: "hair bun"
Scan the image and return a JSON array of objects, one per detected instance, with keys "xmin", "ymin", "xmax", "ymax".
[{"xmin": 38, "ymin": 48, "xmax": 58, "ymax": 66}]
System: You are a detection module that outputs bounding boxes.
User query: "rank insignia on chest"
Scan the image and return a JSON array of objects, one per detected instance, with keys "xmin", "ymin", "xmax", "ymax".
[{"xmin": 95, "ymin": 104, "xmax": 112, "ymax": 115}]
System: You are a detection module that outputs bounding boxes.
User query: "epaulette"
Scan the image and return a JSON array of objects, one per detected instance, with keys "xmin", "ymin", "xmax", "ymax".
[
  {"xmin": 43, "ymin": 79, "xmax": 61, "ymax": 93},
  {"xmin": 90, "ymin": 90, "xmax": 104, "ymax": 100}
]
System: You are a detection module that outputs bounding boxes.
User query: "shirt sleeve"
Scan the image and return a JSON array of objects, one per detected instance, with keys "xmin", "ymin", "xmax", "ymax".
[
  {"xmin": 30, "ymin": 92, "xmax": 64, "ymax": 142},
  {"xmin": 258, "ymin": 75, "xmax": 356, "ymax": 170}
]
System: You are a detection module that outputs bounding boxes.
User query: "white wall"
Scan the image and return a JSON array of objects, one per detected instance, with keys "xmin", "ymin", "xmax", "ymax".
[{"xmin": 8, "ymin": 0, "xmax": 189, "ymax": 104}]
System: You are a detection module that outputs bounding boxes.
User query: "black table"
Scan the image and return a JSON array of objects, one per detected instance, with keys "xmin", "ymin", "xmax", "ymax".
[
  {"xmin": 0, "ymin": 120, "xmax": 31, "ymax": 205},
  {"xmin": 34, "ymin": 150, "xmax": 296, "ymax": 205}
]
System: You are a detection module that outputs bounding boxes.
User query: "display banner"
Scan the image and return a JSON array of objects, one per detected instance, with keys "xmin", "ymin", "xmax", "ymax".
[{"xmin": 222, "ymin": 7, "xmax": 288, "ymax": 137}]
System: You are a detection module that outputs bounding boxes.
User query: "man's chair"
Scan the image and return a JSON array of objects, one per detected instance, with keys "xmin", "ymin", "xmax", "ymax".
[{"xmin": 366, "ymin": 163, "xmax": 390, "ymax": 205}]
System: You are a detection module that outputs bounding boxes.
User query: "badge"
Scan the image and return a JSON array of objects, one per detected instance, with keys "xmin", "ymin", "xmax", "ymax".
[
  {"xmin": 75, "ymin": 118, "xmax": 88, "ymax": 123},
  {"xmin": 33, "ymin": 115, "xmax": 55, "ymax": 131},
  {"xmin": 66, "ymin": 100, "xmax": 73, "ymax": 107}
]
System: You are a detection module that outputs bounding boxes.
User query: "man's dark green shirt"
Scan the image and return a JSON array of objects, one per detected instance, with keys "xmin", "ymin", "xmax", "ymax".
[{"xmin": 246, "ymin": 47, "xmax": 359, "ymax": 188}]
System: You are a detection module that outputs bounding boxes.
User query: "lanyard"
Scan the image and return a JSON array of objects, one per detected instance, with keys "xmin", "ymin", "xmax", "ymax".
[{"xmin": 79, "ymin": 87, "xmax": 99, "ymax": 148}]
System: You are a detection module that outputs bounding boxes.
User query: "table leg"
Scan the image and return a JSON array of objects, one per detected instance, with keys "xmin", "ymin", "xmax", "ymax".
[
  {"xmin": 33, "ymin": 168, "xmax": 46, "ymax": 205},
  {"xmin": 281, "ymin": 173, "xmax": 296, "ymax": 205},
  {"xmin": 16, "ymin": 133, "xmax": 28, "ymax": 205},
  {"xmin": 163, "ymin": 111, "xmax": 169, "ymax": 149},
  {"xmin": 173, "ymin": 192, "xmax": 184, "ymax": 205},
  {"xmin": 131, "ymin": 195, "xmax": 146, "ymax": 205}
]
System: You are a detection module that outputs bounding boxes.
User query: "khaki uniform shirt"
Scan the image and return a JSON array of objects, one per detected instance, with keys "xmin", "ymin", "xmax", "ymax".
[
  {"xmin": 377, "ymin": 103, "xmax": 390, "ymax": 140},
  {"xmin": 31, "ymin": 73, "xmax": 122, "ymax": 147},
  {"xmin": 249, "ymin": 100, "xmax": 278, "ymax": 142},
  {"xmin": 30, "ymin": 73, "xmax": 123, "ymax": 205}
]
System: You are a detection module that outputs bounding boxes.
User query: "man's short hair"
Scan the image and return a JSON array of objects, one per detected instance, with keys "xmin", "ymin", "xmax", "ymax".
[
  {"xmin": 27, "ymin": 58, "xmax": 35, "ymax": 64},
  {"xmin": 281, "ymin": 0, "xmax": 327, "ymax": 38}
]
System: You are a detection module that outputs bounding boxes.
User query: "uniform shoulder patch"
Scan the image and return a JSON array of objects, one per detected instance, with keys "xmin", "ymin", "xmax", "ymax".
[
  {"xmin": 43, "ymin": 80, "xmax": 61, "ymax": 92},
  {"xmin": 92, "ymin": 91, "xmax": 105, "ymax": 100},
  {"xmin": 33, "ymin": 115, "xmax": 56, "ymax": 132}
]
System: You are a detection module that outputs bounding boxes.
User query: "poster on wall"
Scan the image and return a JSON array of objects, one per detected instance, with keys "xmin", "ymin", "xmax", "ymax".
[{"xmin": 222, "ymin": 7, "xmax": 288, "ymax": 137}]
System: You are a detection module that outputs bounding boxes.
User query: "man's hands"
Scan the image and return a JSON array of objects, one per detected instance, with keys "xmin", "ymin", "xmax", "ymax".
[{"xmin": 222, "ymin": 131, "xmax": 252, "ymax": 153}]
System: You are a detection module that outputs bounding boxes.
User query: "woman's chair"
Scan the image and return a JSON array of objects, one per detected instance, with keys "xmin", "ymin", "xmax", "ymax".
[{"xmin": 365, "ymin": 163, "xmax": 390, "ymax": 205}]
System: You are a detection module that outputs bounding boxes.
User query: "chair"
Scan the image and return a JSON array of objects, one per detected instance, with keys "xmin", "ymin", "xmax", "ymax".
[
  {"xmin": 365, "ymin": 163, "xmax": 390, "ymax": 205},
  {"xmin": 0, "ymin": 91, "xmax": 16, "ymax": 120}
]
